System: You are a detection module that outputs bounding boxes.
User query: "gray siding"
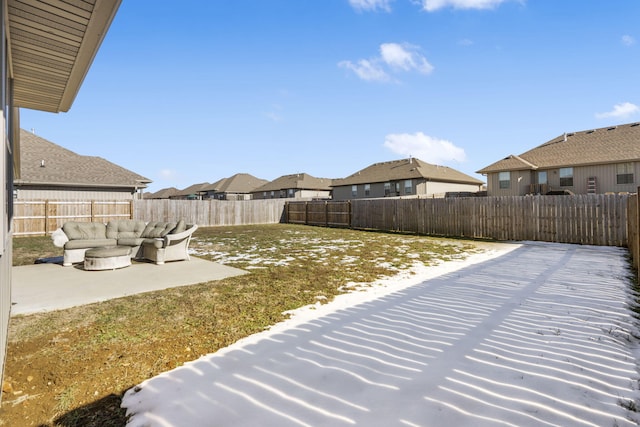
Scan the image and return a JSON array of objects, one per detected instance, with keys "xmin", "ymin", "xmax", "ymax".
[
  {"xmin": 485, "ymin": 162, "xmax": 640, "ymax": 196},
  {"xmin": 15, "ymin": 187, "xmax": 141, "ymax": 201},
  {"xmin": 0, "ymin": 10, "xmax": 11, "ymax": 402},
  {"xmin": 333, "ymin": 179, "xmax": 483, "ymax": 200}
]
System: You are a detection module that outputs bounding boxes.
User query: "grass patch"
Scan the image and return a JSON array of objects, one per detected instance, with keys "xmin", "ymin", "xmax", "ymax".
[{"xmin": 3, "ymin": 224, "xmax": 481, "ymax": 426}]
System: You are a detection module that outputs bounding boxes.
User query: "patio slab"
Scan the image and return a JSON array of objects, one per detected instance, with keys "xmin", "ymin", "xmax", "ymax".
[{"xmin": 11, "ymin": 256, "xmax": 247, "ymax": 316}]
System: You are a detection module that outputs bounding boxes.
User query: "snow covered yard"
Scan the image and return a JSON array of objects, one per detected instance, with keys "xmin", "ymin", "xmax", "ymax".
[{"xmin": 122, "ymin": 241, "xmax": 640, "ymax": 426}]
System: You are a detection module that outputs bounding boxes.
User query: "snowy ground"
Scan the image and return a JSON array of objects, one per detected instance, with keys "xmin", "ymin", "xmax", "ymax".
[{"xmin": 121, "ymin": 241, "xmax": 640, "ymax": 426}]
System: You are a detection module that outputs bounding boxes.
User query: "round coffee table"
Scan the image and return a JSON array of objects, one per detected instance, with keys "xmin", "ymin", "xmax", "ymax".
[{"xmin": 84, "ymin": 246, "xmax": 132, "ymax": 271}]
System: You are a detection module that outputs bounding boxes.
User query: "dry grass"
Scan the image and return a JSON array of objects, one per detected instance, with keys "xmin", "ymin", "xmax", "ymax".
[{"xmin": 2, "ymin": 224, "xmax": 480, "ymax": 426}]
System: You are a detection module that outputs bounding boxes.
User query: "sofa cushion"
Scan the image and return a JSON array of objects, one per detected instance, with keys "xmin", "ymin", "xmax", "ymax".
[
  {"xmin": 117, "ymin": 237, "xmax": 146, "ymax": 247},
  {"xmin": 63, "ymin": 222, "xmax": 107, "ymax": 240},
  {"xmin": 171, "ymin": 219, "xmax": 186, "ymax": 234},
  {"xmin": 106, "ymin": 220, "xmax": 146, "ymax": 239},
  {"xmin": 141, "ymin": 222, "xmax": 176, "ymax": 238},
  {"xmin": 64, "ymin": 239, "xmax": 117, "ymax": 250},
  {"xmin": 142, "ymin": 238, "xmax": 164, "ymax": 249}
]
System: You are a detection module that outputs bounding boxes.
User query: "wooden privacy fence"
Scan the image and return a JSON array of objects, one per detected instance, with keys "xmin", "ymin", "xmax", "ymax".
[
  {"xmin": 286, "ymin": 194, "xmax": 630, "ymax": 247},
  {"xmin": 13, "ymin": 199, "xmax": 287, "ymax": 236},
  {"xmin": 629, "ymin": 192, "xmax": 639, "ymax": 276},
  {"xmin": 287, "ymin": 201, "xmax": 351, "ymax": 227},
  {"xmin": 13, "ymin": 200, "xmax": 133, "ymax": 236},
  {"xmin": 133, "ymin": 199, "xmax": 287, "ymax": 226}
]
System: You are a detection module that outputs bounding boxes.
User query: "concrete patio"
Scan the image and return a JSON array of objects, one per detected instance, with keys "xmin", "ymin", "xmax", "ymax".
[{"xmin": 11, "ymin": 256, "xmax": 247, "ymax": 316}]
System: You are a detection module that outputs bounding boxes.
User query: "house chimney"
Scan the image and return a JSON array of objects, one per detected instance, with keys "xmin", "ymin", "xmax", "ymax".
[
  {"xmin": 563, "ymin": 132, "xmax": 567, "ymax": 142},
  {"xmin": 40, "ymin": 160, "xmax": 45, "ymax": 167}
]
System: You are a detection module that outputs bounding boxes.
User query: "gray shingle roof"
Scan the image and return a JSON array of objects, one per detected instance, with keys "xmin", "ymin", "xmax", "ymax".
[
  {"xmin": 203, "ymin": 173, "xmax": 268, "ymax": 193},
  {"xmin": 173, "ymin": 182, "xmax": 210, "ymax": 197},
  {"xmin": 253, "ymin": 173, "xmax": 333, "ymax": 192},
  {"xmin": 15, "ymin": 129, "xmax": 151, "ymax": 188},
  {"xmin": 332, "ymin": 158, "xmax": 484, "ymax": 186},
  {"xmin": 144, "ymin": 187, "xmax": 179, "ymax": 199},
  {"xmin": 477, "ymin": 122, "xmax": 640, "ymax": 174}
]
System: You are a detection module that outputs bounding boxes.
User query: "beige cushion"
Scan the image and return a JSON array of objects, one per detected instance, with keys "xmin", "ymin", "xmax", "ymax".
[
  {"xmin": 142, "ymin": 238, "xmax": 164, "ymax": 249},
  {"xmin": 106, "ymin": 220, "xmax": 146, "ymax": 239},
  {"xmin": 141, "ymin": 222, "xmax": 176, "ymax": 238},
  {"xmin": 117, "ymin": 237, "xmax": 146, "ymax": 247},
  {"xmin": 65, "ymin": 239, "xmax": 117, "ymax": 249},
  {"xmin": 171, "ymin": 219, "xmax": 186, "ymax": 234},
  {"xmin": 62, "ymin": 222, "xmax": 107, "ymax": 240}
]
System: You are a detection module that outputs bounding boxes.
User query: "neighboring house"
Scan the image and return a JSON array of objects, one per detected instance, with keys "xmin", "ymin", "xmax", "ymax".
[
  {"xmin": 203, "ymin": 173, "xmax": 269, "ymax": 200},
  {"xmin": 476, "ymin": 122, "xmax": 640, "ymax": 196},
  {"xmin": 0, "ymin": 0, "xmax": 122, "ymax": 398},
  {"xmin": 331, "ymin": 158, "xmax": 484, "ymax": 201},
  {"xmin": 144, "ymin": 187, "xmax": 180, "ymax": 199},
  {"xmin": 15, "ymin": 129, "xmax": 151, "ymax": 200},
  {"xmin": 251, "ymin": 173, "xmax": 333, "ymax": 200},
  {"xmin": 170, "ymin": 183, "xmax": 210, "ymax": 200}
]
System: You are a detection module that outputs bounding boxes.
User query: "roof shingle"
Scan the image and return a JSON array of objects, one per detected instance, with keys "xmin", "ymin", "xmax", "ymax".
[
  {"xmin": 15, "ymin": 129, "xmax": 151, "ymax": 189},
  {"xmin": 332, "ymin": 158, "xmax": 483, "ymax": 186},
  {"xmin": 477, "ymin": 122, "xmax": 640, "ymax": 174}
]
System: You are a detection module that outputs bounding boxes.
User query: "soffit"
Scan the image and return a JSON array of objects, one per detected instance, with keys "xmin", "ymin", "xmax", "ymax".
[{"xmin": 7, "ymin": 0, "xmax": 121, "ymax": 113}]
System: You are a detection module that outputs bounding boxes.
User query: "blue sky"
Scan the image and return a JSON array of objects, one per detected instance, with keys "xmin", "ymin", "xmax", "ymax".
[{"xmin": 20, "ymin": 0, "xmax": 640, "ymax": 193}]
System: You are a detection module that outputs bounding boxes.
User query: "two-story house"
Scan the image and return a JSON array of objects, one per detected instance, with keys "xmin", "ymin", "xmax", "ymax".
[
  {"xmin": 331, "ymin": 158, "xmax": 484, "ymax": 200},
  {"xmin": 477, "ymin": 123, "xmax": 640, "ymax": 196}
]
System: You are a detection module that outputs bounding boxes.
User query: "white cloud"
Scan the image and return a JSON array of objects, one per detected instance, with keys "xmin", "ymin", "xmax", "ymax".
[
  {"xmin": 622, "ymin": 35, "xmax": 636, "ymax": 46},
  {"xmin": 416, "ymin": 0, "xmax": 516, "ymax": 12},
  {"xmin": 384, "ymin": 132, "xmax": 466, "ymax": 163},
  {"xmin": 159, "ymin": 169, "xmax": 177, "ymax": 180},
  {"xmin": 595, "ymin": 102, "xmax": 640, "ymax": 119},
  {"xmin": 339, "ymin": 42, "xmax": 433, "ymax": 82},
  {"xmin": 338, "ymin": 59, "xmax": 391, "ymax": 82},
  {"xmin": 348, "ymin": 0, "xmax": 393, "ymax": 12},
  {"xmin": 380, "ymin": 43, "xmax": 434, "ymax": 74}
]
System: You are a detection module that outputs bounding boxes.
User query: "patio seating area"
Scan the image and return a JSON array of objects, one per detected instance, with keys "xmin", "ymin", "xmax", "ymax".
[{"xmin": 11, "ymin": 256, "xmax": 247, "ymax": 316}]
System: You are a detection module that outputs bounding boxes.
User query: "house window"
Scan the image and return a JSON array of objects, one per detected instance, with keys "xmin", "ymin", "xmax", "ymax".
[
  {"xmin": 395, "ymin": 182, "xmax": 400, "ymax": 194},
  {"xmin": 364, "ymin": 184, "xmax": 370, "ymax": 196},
  {"xmin": 498, "ymin": 171, "xmax": 510, "ymax": 189},
  {"xmin": 384, "ymin": 182, "xmax": 390, "ymax": 196},
  {"xmin": 616, "ymin": 163, "xmax": 634, "ymax": 184},
  {"xmin": 288, "ymin": 188, "xmax": 295, "ymax": 197},
  {"xmin": 270, "ymin": 191, "xmax": 275, "ymax": 198},
  {"xmin": 279, "ymin": 189, "xmax": 286, "ymax": 198},
  {"xmin": 404, "ymin": 180, "xmax": 412, "ymax": 195},
  {"xmin": 538, "ymin": 171, "xmax": 547, "ymax": 185},
  {"xmin": 351, "ymin": 185, "xmax": 357, "ymax": 197},
  {"xmin": 559, "ymin": 167, "xmax": 573, "ymax": 187}
]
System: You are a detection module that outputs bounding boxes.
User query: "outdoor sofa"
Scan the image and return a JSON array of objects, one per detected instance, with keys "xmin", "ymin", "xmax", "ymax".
[{"xmin": 52, "ymin": 219, "xmax": 197, "ymax": 266}]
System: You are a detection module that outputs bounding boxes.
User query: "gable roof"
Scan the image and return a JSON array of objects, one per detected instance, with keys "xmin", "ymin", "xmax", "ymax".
[
  {"xmin": 332, "ymin": 158, "xmax": 484, "ymax": 187},
  {"xmin": 253, "ymin": 173, "xmax": 333, "ymax": 193},
  {"xmin": 8, "ymin": 0, "xmax": 122, "ymax": 113},
  {"xmin": 477, "ymin": 122, "xmax": 640, "ymax": 174},
  {"xmin": 15, "ymin": 129, "xmax": 151, "ymax": 189},
  {"xmin": 144, "ymin": 187, "xmax": 179, "ymax": 199},
  {"xmin": 173, "ymin": 182, "xmax": 210, "ymax": 197},
  {"xmin": 203, "ymin": 173, "xmax": 269, "ymax": 193}
]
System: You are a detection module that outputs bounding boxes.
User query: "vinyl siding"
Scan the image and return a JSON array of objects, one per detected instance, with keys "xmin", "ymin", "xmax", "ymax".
[
  {"xmin": 485, "ymin": 162, "xmax": 640, "ymax": 196},
  {"xmin": 15, "ymin": 187, "xmax": 139, "ymax": 201},
  {"xmin": 334, "ymin": 179, "xmax": 482, "ymax": 200},
  {"xmin": 0, "ymin": 12, "xmax": 11, "ymax": 402},
  {"xmin": 486, "ymin": 171, "xmax": 533, "ymax": 196}
]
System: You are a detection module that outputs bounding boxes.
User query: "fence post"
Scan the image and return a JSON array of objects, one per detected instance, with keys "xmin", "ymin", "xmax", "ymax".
[
  {"xmin": 325, "ymin": 201, "xmax": 329, "ymax": 227},
  {"xmin": 305, "ymin": 202, "xmax": 309, "ymax": 225},
  {"xmin": 130, "ymin": 199, "xmax": 134, "ymax": 220},
  {"xmin": 44, "ymin": 200, "xmax": 49, "ymax": 235}
]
